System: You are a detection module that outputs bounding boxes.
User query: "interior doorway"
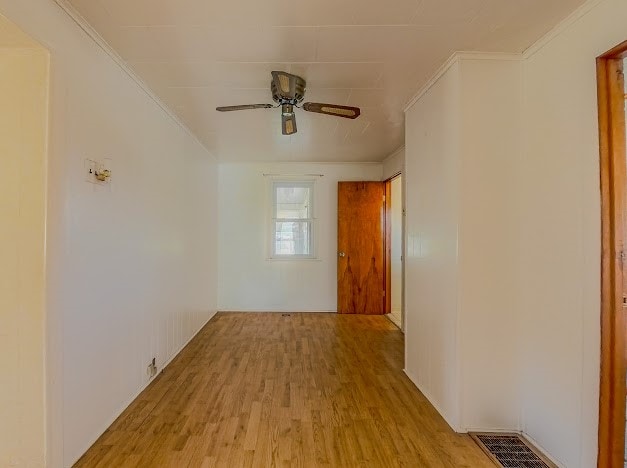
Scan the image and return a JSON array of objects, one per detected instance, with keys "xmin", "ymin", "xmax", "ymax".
[
  {"xmin": 0, "ymin": 16, "xmax": 50, "ymax": 466},
  {"xmin": 336, "ymin": 177, "xmax": 404, "ymax": 322},
  {"xmin": 597, "ymin": 40, "xmax": 627, "ymax": 468},
  {"xmin": 386, "ymin": 175, "xmax": 403, "ymax": 329}
]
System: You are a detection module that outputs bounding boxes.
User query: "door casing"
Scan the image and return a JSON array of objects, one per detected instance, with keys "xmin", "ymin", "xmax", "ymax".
[{"xmin": 597, "ymin": 40, "xmax": 627, "ymax": 468}]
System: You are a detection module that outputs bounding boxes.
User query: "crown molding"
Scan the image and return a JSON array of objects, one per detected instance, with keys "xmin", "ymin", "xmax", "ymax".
[
  {"xmin": 218, "ymin": 160, "xmax": 384, "ymax": 166},
  {"xmin": 383, "ymin": 145, "xmax": 405, "ymax": 163},
  {"xmin": 523, "ymin": 0, "xmax": 605, "ymax": 59},
  {"xmin": 403, "ymin": 0, "xmax": 606, "ymax": 111},
  {"xmin": 403, "ymin": 52, "xmax": 460, "ymax": 112},
  {"xmin": 450, "ymin": 51, "xmax": 523, "ymax": 62},
  {"xmin": 52, "ymin": 0, "xmax": 214, "ymax": 158},
  {"xmin": 403, "ymin": 51, "xmax": 522, "ymax": 112}
]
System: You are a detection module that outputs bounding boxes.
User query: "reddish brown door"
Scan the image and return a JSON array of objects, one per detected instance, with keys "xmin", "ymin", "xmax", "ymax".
[{"xmin": 337, "ymin": 181, "xmax": 385, "ymax": 314}]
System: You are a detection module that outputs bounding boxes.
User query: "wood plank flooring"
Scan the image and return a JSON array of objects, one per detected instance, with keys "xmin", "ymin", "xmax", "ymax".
[{"xmin": 75, "ymin": 313, "xmax": 493, "ymax": 467}]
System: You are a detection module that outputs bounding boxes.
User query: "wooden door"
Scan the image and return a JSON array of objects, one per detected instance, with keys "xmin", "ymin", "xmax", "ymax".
[{"xmin": 337, "ymin": 182, "xmax": 385, "ymax": 314}]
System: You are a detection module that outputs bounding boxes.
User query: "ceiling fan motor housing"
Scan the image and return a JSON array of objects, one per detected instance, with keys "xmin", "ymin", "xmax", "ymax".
[{"xmin": 271, "ymin": 75, "xmax": 306, "ymax": 105}]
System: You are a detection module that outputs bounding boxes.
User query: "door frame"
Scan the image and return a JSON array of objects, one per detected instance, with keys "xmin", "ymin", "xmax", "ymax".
[
  {"xmin": 597, "ymin": 40, "xmax": 627, "ymax": 468},
  {"xmin": 384, "ymin": 178, "xmax": 392, "ymax": 314},
  {"xmin": 384, "ymin": 173, "xmax": 404, "ymax": 329}
]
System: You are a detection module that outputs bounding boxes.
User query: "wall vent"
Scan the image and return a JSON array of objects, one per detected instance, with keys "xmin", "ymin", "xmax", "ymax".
[{"xmin": 470, "ymin": 433, "xmax": 556, "ymax": 468}]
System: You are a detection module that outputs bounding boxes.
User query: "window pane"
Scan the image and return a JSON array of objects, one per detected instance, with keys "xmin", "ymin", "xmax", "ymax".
[
  {"xmin": 275, "ymin": 221, "xmax": 311, "ymax": 255},
  {"xmin": 276, "ymin": 186, "xmax": 311, "ymax": 219}
]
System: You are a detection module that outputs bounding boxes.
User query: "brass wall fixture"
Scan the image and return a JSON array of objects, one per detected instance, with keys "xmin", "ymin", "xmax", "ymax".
[{"xmin": 95, "ymin": 168, "xmax": 111, "ymax": 182}]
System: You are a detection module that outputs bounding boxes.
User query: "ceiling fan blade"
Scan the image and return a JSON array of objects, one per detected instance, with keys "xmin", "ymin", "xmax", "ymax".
[
  {"xmin": 272, "ymin": 71, "xmax": 298, "ymax": 99},
  {"xmin": 282, "ymin": 113, "xmax": 297, "ymax": 135},
  {"xmin": 302, "ymin": 102, "xmax": 361, "ymax": 119},
  {"xmin": 216, "ymin": 104, "xmax": 273, "ymax": 112}
]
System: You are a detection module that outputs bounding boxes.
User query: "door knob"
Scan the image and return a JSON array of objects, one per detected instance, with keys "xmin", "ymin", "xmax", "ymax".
[{"xmin": 339, "ymin": 252, "xmax": 346, "ymax": 257}]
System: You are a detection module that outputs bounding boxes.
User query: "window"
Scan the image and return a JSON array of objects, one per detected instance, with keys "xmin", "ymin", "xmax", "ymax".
[{"xmin": 270, "ymin": 180, "xmax": 315, "ymax": 258}]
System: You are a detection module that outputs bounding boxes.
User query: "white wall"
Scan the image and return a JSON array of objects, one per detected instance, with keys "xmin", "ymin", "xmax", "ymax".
[
  {"xmin": 404, "ymin": 61, "xmax": 462, "ymax": 428},
  {"xmin": 458, "ymin": 57, "xmax": 522, "ymax": 432},
  {"xmin": 218, "ymin": 162, "xmax": 382, "ymax": 312},
  {"xmin": 0, "ymin": 41, "xmax": 49, "ymax": 467},
  {"xmin": 404, "ymin": 0, "xmax": 627, "ymax": 465},
  {"xmin": 0, "ymin": 2, "xmax": 219, "ymax": 466},
  {"xmin": 404, "ymin": 57, "xmax": 522, "ymax": 432},
  {"xmin": 517, "ymin": 0, "xmax": 627, "ymax": 465}
]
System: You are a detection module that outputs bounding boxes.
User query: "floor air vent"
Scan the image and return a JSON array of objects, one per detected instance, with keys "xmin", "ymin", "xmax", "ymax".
[{"xmin": 470, "ymin": 433, "xmax": 556, "ymax": 468}]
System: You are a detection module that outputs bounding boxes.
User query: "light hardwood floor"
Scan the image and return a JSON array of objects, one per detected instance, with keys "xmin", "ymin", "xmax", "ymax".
[{"xmin": 75, "ymin": 313, "xmax": 493, "ymax": 467}]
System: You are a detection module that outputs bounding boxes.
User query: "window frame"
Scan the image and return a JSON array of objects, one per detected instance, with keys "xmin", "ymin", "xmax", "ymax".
[{"xmin": 268, "ymin": 179, "xmax": 317, "ymax": 260}]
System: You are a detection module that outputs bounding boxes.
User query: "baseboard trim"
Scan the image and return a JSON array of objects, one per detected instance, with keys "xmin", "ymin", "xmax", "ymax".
[
  {"xmin": 66, "ymin": 309, "xmax": 218, "ymax": 467},
  {"xmin": 520, "ymin": 431, "xmax": 566, "ymax": 468},
  {"xmin": 217, "ymin": 309, "xmax": 337, "ymax": 313},
  {"xmin": 403, "ymin": 368, "xmax": 461, "ymax": 432},
  {"xmin": 465, "ymin": 426, "xmax": 519, "ymax": 433}
]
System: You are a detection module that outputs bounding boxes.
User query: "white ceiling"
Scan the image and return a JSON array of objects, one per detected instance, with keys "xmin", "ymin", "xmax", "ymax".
[{"xmin": 66, "ymin": 0, "xmax": 584, "ymax": 162}]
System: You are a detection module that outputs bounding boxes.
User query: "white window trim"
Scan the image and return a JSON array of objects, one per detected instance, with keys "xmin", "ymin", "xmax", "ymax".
[{"xmin": 267, "ymin": 178, "xmax": 318, "ymax": 260}]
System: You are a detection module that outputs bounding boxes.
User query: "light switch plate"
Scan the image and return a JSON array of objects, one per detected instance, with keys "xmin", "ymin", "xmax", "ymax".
[{"xmin": 84, "ymin": 158, "xmax": 99, "ymax": 184}]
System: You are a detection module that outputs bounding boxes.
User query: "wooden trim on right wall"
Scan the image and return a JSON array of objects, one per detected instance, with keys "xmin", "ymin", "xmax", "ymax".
[
  {"xmin": 384, "ymin": 178, "xmax": 392, "ymax": 315},
  {"xmin": 597, "ymin": 44, "xmax": 627, "ymax": 468}
]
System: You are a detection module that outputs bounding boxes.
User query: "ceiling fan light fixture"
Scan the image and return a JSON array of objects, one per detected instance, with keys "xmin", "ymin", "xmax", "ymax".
[
  {"xmin": 216, "ymin": 72, "xmax": 361, "ymax": 136},
  {"xmin": 282, "ymin": 113, "xmax": 297, "ymax": 135},
  {"xmin": 278, "ymin": 74, "xmax": 290, "ymax": 93}
]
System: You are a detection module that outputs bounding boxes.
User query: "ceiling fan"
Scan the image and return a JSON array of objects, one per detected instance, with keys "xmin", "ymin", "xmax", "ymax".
[{"xmin": 216, "ymin": 71, "xmax": 361, "ymax": 135}]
